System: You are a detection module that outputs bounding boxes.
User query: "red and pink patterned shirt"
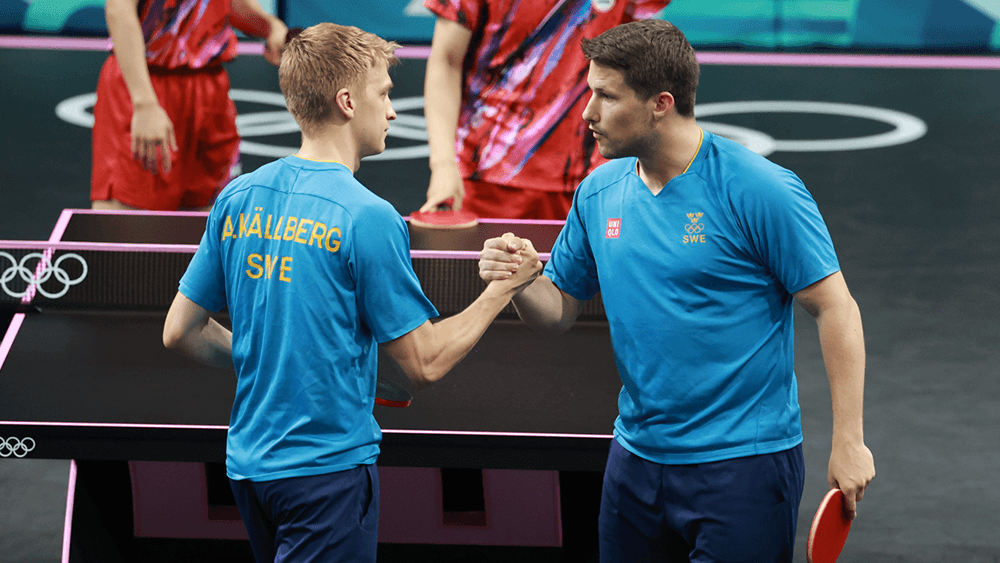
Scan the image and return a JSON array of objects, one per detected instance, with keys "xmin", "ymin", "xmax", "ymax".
[
  {"xmin": 425, "ymin": 0, "xmax": 670, "ymax": 192},
  {"xmin": 138, "ymin": 0, "xmax": 237, "ymax": 70}
]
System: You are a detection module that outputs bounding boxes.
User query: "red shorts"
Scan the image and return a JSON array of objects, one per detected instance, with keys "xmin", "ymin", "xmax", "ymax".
[
  {"xmin": 91, "ymin": 56, "xmax": 240, "ymax": 210},
  {"xmin": 462, "ymin": 179, "xmax": 575, "ymax": 220}
]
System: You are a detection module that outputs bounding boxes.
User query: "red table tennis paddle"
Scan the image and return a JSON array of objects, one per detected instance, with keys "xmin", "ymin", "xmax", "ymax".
[
  {"xmin": 807, "ymin": 488, "xmax": 853, "ymax": 563},
  {"xmin": 409, "ymin": 198, "xmax": 478, "ymax": 230},
  {"xmin": 374, "ymin": 373, "xmax": 412, "ymax": 408}
]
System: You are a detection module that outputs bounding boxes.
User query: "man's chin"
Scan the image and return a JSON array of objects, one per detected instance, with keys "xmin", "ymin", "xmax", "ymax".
[
  {"xmin": 596, "ymin": 143, "xmax": 617, "ymax": 160},
  {"xmin": 360, "ymin": 144, "xmax": 386, "ymax": 160}
]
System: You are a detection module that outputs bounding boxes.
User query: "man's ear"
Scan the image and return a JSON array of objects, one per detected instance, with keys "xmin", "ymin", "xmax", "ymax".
[
  {"xmin": 334, "ymin": 87, "xmax": 354, "ymax": 119},
  {"xmin": 652, "ymin": 91, "xmax": 675, "ymax": 116}
]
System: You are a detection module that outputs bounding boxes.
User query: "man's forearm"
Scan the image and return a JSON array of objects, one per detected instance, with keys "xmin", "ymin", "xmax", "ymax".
[
  {"xmin": 105, "ymin": 0, "xmax": 157, "ymax": 107},
  {"xmin": 424, "ymin": 37, "xmax": 464, "ymax": 171},
  {"xmin": 817, "ymin": 297, "xmax": 866, "ymax": 443},
  {"xmin": 177, "ymin": 317, "xmax": 234, "ymax": 370},
  {"xmin": 384, "ymin": 281, "xmax": 523, "ymax": 388},
  {"xmin": 512, "ymin": 275, "xmax": 580, "ymax": 334}
]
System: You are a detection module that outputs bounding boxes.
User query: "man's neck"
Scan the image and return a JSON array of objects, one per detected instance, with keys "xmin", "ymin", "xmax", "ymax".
[
  {"xmin": 636, "ymin": 119, "xmax": 702, "ymax": 196},
  {"xmin": 296, "ymin": 130, "xmax": 359, "ymax": 172}
]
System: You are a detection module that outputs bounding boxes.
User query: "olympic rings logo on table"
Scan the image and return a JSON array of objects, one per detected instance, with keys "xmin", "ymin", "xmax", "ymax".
[
  {"xmin": 0, "ymin": 437, "xmax": 36, "ymax": 458},
  {"xmin": 0, "ymin": 251, "xmax": 88, "ymax": 299},
  {"xmin": 55, "ymin": 92, "xmax": 928, "ymax": 160}
]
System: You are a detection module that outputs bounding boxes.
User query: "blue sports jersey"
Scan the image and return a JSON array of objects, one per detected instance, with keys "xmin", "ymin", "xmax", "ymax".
[
  {"xmin": 179, "ymin": 156, "xmax": 438, "ymax": 481},
  {"xmin": 545, "ymin": 131, "xmax": 840, "ymax": 464}
]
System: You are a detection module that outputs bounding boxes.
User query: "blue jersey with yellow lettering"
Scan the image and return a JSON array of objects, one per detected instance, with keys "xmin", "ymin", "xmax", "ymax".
[
  {"xmin": 179, "ymin": 156, "xmax": 438, "ymax": 481},
  {"xmin": 545, "ymin": 131, "xmax": 839, "ymax": 464}
]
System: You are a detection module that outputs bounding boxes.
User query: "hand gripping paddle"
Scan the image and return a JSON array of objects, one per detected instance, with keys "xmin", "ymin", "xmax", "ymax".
[{"xmin": 807, "ymin": 488, "xmax": 853, "ymax": 563}]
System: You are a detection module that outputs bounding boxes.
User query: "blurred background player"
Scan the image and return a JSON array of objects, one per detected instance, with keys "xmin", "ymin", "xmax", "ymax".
[
  {"xmin": 420, "ymin": 0, "xmax": 671, "ymax": 220},
  {"xmin": 92, "ymin": 0, "xmax": 288, "ymax": 211}
]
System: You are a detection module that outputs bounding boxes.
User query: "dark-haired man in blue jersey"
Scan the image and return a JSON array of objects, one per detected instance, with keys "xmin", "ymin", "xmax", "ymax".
[
  {"xmin": 163, "ymin": 23, "xmax": 541, "ymax": 563},
  {"xmin": 479, "ymin": 19, "xmax": 874, "ymax": 563}
]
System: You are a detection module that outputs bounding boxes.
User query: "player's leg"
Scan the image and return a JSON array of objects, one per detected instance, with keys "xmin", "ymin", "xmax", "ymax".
[
  {"xmin": 252, "ymin": 464, "xmax": 380, "ymax": 563},
  {"xmin": 91, "ymin": 57, "xmax": 188, "ymax": 210},
  {"xmin": 669, "ymin": 445, "xmax": 805, "ymax": 563},
  {"xmin": 598, "ymin": 439, "xmax": 677, "ymax": 562},
  {"xmin": 182, "ymin": 68, "xmax": 240, "ymax": 211},
  {"xmin": 229, "ymin": 478, "xmax": 279, "ymax": 563}
]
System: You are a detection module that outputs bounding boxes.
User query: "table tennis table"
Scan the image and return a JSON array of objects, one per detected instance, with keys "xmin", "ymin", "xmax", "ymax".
[{"xmin": 1, "ymin": 209, "xmax": 619, "ymax": 561}]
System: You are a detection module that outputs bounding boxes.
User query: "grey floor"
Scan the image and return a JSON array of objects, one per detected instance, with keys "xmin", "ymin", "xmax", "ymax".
[{"xmin": 2, "ymin": 45, "xmax": 998, "ymax": 562}]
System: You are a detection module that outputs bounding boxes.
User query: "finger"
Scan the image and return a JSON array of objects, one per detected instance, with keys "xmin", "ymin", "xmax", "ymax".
[
  {"xmin": 478, "ymin": 255, "xmax": 520, "ymax": 271},
  {"xmin": 141, "ymin": 141, "xmax": 155, "ymax": 172},
  {"xmin": 420, "ymin": 194, "xmax": 451, "ymax": 213},
  {"xmin": 501, "ymin": 232, "xmax": 524, "ymax": 253},
  {"xmin": 479, "ymin": 269, "xmax": 514, "ymax": 281},
  {"xmin": 520, "ymin": 238, "xmax": 537, "ymax": 256},
  {"xmin": 148, "ymin": 142, "xmax": 161, "ymax": 173},
  {"xmin": 480, "ymin": 237, "xmax": 510, "ymax": 254},
  {"xmin": 842, "ymin": 488, "xmax": 858, "ymax": 520},
  {"xmin": 160, "ymin": 143, "xmax": 172, "ymax": 175}
]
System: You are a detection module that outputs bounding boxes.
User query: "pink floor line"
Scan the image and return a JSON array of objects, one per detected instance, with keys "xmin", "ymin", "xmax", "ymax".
[
  {"xmin": 2, "ymin": 35, "xmax": 999, "ymax": 68},
  {"xmin": 61, "ymin": 460, "xmax": 77, "ymax": 563}
]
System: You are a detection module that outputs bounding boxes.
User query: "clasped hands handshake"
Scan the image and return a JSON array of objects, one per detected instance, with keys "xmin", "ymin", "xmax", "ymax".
[{"xmin": 479, "ymin": 232, "xmax": 542, "ymax": 293}]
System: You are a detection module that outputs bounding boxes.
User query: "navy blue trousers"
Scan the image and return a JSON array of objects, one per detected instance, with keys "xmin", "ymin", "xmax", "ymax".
[
  {"xmin": 599, "ymin": 440, "xmax": 804, "ymax": 563},
  {"xmin": 230, "ymin": 464, "xmax": 379, "ymax": 563}
]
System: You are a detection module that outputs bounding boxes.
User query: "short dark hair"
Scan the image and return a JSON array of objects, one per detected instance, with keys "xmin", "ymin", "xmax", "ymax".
[
  {"xmin": 581, "ymin": 20, "xmax": 699, "ymax": 117},
  {"xmin": 279, "ymin": 23, "xmax": 400, "ymax": 135}
]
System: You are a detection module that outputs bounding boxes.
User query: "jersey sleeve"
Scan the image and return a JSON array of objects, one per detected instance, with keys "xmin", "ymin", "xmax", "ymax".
[
  {"xmin": 350, "ymin": 205, "xmax": 439, "ymax": 343},
  {"xmin": 543, "ymin": 187, "xmax": 601, "ymax": 301},
  {"xmin": 738, "ymin": 170, "xmax": 841, "ymax": 294},
  {"xmin": 178, "ymin": 213, "xmax": 228, "ymax": 312},
  {"xmin": 423, "ymin": 0, "xmax": 484, "ymax": 31}
]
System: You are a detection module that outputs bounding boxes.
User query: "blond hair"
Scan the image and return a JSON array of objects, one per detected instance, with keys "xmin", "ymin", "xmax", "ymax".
[{"xmin": 279, "ymin": 23, "xmax": 400, "ymax": 135}]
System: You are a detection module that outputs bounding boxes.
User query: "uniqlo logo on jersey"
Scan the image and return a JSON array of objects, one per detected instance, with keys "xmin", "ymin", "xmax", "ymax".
[{"xmin": 606, "ymin": 218, "xmax": 621, "ymax": 238}]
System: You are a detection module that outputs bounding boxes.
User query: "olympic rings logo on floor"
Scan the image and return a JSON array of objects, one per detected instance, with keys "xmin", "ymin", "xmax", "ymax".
[
  {"xmin": 0, "ymin": 252, "xmax": 88, "ymax": 299},
  {"xmin": 55, "ymin": 92, "xmax": 928, "ymax": 160},
  {"xmin": 0, "ymin": 437, "xmax": 36, "ymax": 458}
]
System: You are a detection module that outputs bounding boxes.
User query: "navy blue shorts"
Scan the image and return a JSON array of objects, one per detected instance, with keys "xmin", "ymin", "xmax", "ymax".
[
  {"xmin": 599, "ymin": 439, "xmax": 804, "ymax": 563},
  {"xmin": 229, "ymin": 464, "xmax": 379, "ymax": 563}
]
